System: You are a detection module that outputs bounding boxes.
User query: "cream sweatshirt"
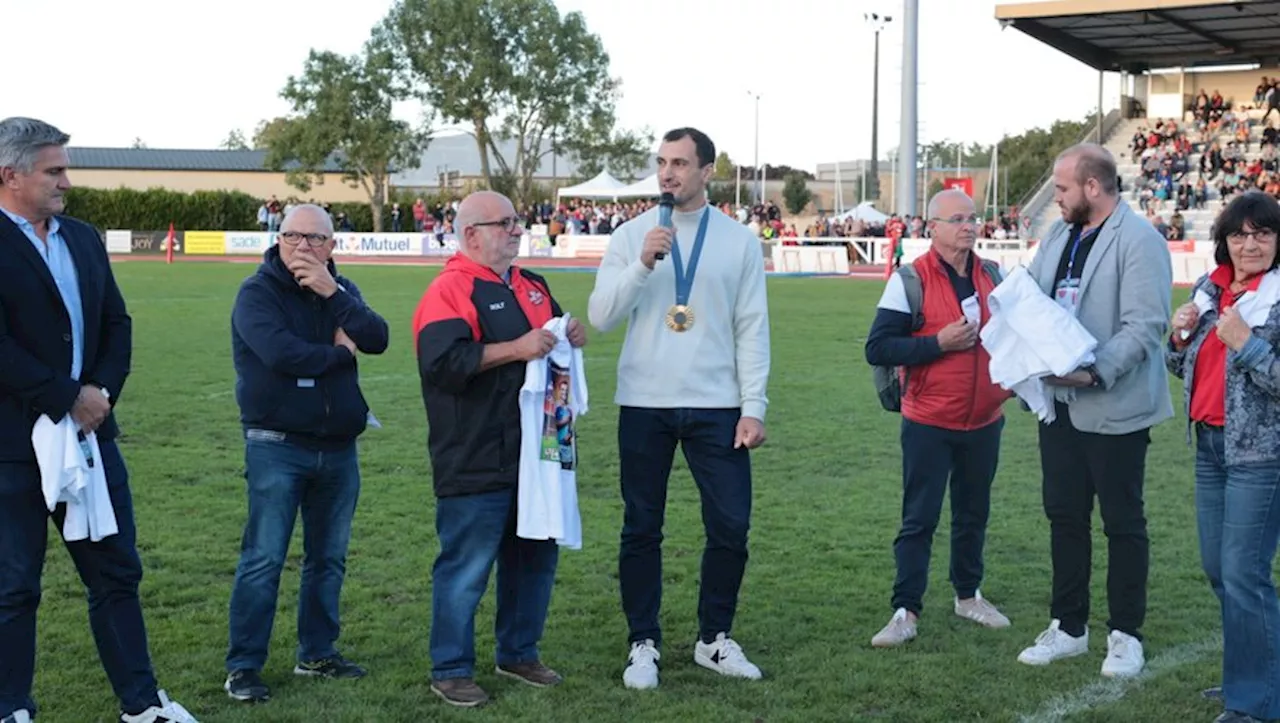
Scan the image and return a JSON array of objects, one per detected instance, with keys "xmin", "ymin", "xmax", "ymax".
[{"xmin": 587, "ymin": 204, "xmax": 771, "ymax": 421}]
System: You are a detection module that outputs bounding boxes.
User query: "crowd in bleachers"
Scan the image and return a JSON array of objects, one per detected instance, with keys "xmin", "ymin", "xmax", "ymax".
[{"xmin": 1128, "ymin": 76, "xmax": 1280, "ymax": 241}]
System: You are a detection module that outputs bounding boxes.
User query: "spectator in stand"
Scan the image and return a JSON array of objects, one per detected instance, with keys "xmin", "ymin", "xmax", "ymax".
[{"xmin": 413, "ymin": 198, "xmax": 426, "ymax": 232}]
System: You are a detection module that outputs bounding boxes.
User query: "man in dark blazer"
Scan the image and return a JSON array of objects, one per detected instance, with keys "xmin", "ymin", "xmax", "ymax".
[{"xmin": 0, "ymin": 117, "xmax": 198, "ymax": 723}]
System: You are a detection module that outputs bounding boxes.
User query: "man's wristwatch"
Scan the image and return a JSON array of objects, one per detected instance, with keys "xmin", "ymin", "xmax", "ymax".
[{"xmin": 1085, "ymin": 366, "xmax": 1102, "ymax": 388}]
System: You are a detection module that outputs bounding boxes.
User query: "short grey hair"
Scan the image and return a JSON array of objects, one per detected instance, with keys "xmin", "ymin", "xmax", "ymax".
[
  {"xmin": 280, "ymin": 203, "xmax": 335, "ymax": 235},
  {"xmin": 0, "ymin": 117, "xmax": 71, "ymax": 174}
]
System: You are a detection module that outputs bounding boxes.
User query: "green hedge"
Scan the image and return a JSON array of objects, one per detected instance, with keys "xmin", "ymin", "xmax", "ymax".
[{"xmin": 63, "ymin": 187, "xmax": 454, "ymax": 232}]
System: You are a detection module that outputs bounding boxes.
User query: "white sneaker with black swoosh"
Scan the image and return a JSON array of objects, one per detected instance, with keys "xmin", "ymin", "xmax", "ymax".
[{"xmin": 694, "ymin": 633, "xmax": 762, "ymax": 680}]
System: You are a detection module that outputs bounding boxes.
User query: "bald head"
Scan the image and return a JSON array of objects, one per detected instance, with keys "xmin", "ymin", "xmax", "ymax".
[
  {"xmin": 456, "ymin": 190, "xmax": 522, "ymax": 273},
  {"xmin": 281, "ymin": 203, "xmax": 334, "ymax": 235},
  {"xmin": 926, "ymin": 188, "xmax": 973, "ymax": 220},
  {"xmin": 1056, "ymin": 143, "xmax": 1118, "ymax": 197},
  {"xmin": 455, "ymin": 190, "xmax": 513, "ymax": 237}
]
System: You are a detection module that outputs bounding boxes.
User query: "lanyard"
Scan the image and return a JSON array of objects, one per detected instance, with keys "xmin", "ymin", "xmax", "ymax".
[
  {"xmin": 1063, "ymin": 224, "xmax": 1103, "ymax": 284},
  {"xmin": 671, "ymin": 209, "xmax": 711, "ymax": 307}
]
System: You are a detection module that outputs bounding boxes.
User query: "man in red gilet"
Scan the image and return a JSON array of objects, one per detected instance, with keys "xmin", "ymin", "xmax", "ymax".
[{"xmin": 863, "ymin": 189, "xmax": 1013, "ymax": 647}]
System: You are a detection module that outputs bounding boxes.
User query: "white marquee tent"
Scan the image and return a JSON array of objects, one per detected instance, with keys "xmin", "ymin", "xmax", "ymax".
[
  {"xmin": 555, "ymin": 170, "xmax": 626, "ymax": 201},
  {"xmin": 613, "ymin": 173, "xmax": 660, "ymax": 199},
  {"xmin": 833, "ymin": 201, "xmax": 889, "ymax": 224}
]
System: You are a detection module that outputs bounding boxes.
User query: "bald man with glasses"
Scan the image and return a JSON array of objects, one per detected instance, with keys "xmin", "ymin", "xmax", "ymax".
[
  {"xmin": 224, "ymin": 204, "xmax": 389, "ymax": 703},
  {"xmin": 864, "ymin": 189, "xmax": 1013, "ymax": 648},
  {"xmin": 413, "ymin": 190, "xmax": 585, "ymax": 708}
]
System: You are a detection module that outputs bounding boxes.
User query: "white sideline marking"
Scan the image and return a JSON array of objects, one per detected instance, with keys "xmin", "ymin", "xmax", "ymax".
[{"xmin": 1016, "ymin": 634, "xmax": 1221, "ymax": 723}]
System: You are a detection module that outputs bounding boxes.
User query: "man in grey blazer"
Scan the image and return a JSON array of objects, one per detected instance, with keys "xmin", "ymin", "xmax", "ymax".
[{"xmin": 1014, "ymin": 143, "xmax": 1173, "ymax": 679}]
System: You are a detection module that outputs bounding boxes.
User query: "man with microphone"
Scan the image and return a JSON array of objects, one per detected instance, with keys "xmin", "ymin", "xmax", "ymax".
[{"xmin": 588, "ymin": 127, "xmax": 771, "ymax": 691}]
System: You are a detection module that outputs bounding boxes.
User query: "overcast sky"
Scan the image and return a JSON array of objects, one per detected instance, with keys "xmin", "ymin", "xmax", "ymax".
[{"xmin": 7, "ymin": 0, "xmax": 1123, "ymax": 171}]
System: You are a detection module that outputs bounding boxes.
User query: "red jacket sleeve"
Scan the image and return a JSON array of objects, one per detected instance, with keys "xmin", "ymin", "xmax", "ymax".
[{"xmin": 413, "ymin": 274, "xmax": 484, "ymax": 394}]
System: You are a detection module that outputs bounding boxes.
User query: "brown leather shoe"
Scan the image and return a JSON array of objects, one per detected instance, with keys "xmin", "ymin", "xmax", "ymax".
[
  {"xmin": 430, "ymin": 678, "xmax": 489, "ymax": 707},
  {"xmin": 495, "ymin": 661, "xmax": 563, "ymax": 687}
]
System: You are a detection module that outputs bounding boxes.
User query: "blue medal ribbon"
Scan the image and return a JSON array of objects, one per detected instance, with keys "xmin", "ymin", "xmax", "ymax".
[{"xmin": 671, "ymin": 208, "xmax": 711, "ymax": 307}]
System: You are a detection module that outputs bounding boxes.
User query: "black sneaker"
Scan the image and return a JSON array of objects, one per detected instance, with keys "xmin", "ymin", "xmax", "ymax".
[
  {"xmin": 225, "ymin": 669, "xmax": 271, "ymax": 702},
  {"xmin": 294, "ymin": 654, "xmax": 367, "ymax": 679}
]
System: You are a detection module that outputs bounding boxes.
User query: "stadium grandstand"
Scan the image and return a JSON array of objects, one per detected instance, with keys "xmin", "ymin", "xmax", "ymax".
[{"xmin": 996, "ymin": 0, "xmax": 1280, "ymax": 244}]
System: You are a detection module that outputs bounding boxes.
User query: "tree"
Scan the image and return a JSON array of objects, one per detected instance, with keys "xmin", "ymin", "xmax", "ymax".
[
  {"xmin": 712, "ymin": 151, "xmax": 736, "ymax": 182},
  {"xmin": 381, "ymin": 0, "xmax": 651, "ymax": 204},
  {"xmin": 260, "ymin": 39, "xmax": 432, "ymax": 231},
  {"xmin": 220, "ymin": 129, "xmax": 249, "ymax": 151},
  {"xmin": 782, "ymin": 173, "xmax": 813, "ymax": 215}
]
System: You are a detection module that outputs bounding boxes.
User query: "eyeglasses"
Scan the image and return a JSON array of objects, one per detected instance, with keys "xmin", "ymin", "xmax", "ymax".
[
  {"xmin": 930, "ymin": 215, "xmax": 980, "ymax": 226},
  {"xmin": 472, "ymin": 216, "xmax": 525, "ymax": 232},
  {"xmin": 278, "ymin": 231, "xmax": 332, "ymax": 247},
  {"xmin": 1227, "ymin": 228, "xmax": 1278, "ymax": 245}
]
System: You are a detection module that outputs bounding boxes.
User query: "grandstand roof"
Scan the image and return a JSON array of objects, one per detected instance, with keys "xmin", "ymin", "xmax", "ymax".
[
  {"xmin": 67, "ymin": 147, "xmax": 348, "ymax": 174},
  {"xmin": 994, "ymin": 0, "xmax": 1280, "ymax": 72}
]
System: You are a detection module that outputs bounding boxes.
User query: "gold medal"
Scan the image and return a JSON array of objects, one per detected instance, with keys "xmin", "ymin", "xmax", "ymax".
[{"xmin": 665, "ymin": 304, "xmax": 695, "ymax": 332}]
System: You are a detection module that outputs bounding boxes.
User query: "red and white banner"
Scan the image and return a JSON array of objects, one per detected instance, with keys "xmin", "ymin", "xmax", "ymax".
[{"xmin": 943, "ymin": 177, "xmax": 974, "ymax": 197}]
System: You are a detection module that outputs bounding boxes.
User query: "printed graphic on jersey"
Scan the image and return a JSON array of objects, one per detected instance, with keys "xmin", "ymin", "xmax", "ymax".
[{"xmin": 541, "ymin": 363, "xmax": 576, "ymax": 470}]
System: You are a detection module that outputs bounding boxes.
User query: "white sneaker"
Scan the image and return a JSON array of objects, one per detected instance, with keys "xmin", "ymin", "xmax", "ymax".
[
  {"xmin": 1017, "ymin": 619, "xmax": 1088, "ymax": 666},
  {"xmin": 1101, "ymin": 630, "xmax": 1145, "ymax": 678},
  {"xmin": 954, "ymin": 590, "xmax": 1011, "ymax": 628},
  {"xmin": 871, "ymin": 608, "xmax": 918, "ymax": 648},
  {"xmin": 2, "ymin": 710, "xmax": 33, "ymax": 723},
  {"xmin": 623, "ymin": 639, "xmax": 660, "ymax": 690},
  {"xmin": 119, "ymin": 691, "xmax": 199, "ymax": 723},
  {"xmin": 694, "ymin": 633, "xmax": 763, "ymax": 680}
]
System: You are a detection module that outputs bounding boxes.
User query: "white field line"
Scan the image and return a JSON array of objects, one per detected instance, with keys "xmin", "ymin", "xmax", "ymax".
[{"xmin": 1016, "ymin": 634, "xmax": 1221, "ymax": 723}]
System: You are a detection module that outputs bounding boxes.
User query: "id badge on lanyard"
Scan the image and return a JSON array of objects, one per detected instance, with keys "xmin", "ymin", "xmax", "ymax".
[{"xmin": 1054, "ymin": 228, "xmax": 1090, "ymax": 316}]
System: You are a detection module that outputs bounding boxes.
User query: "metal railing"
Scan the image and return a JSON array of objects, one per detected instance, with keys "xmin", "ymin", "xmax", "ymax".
[{"xmin": 1016, "ymin": 108, "xmax": 1124, "ymax": 230}]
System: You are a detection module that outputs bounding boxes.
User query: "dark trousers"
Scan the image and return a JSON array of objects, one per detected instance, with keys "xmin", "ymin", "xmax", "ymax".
[
  {"xmin": 0, "ymin": 440, "xmax": 160, "ymax": 719},
  {"xmin": 1038, "ymin": 403, "xmax": 1151, "ymax": 639},
  {"xmin": 430, "ymin": 488, "xmax": 559, "ymax": 680},
  {"xmin": 892, "ymin": 417, "xmax": 1003, "ymax": 615},
  {"xmin": 226, "ymin": 437, "xmax": 361, "ymax": 673},
  {"xmin": 618, "ymin": 407, "xmax": 752, "ymax": 647}
]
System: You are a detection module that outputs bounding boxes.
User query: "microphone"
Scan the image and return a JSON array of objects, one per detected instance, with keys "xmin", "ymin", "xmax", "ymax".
[{"xmin": 656, "ymin": 192, "xmax": 674, "ymax": 260}]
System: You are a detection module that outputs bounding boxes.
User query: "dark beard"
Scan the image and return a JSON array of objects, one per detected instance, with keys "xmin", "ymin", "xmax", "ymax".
[{"xmin": 1063, "ymin": 201, "xmax": 1090, "ymax": 226}]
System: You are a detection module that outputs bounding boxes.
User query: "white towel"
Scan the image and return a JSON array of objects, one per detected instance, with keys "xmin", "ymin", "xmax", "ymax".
[
  {"xmin": 980, "ymin": 266, "xmax": 1099, "ymax": 423},
  {"xmin": 31, "ymin": 415, "xmax": 118, "ymax": 542}
]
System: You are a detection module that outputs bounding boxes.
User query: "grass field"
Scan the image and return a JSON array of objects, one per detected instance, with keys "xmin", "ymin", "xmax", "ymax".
[{"xmin": 29, "ymin": 261, "xmax": 1228, "ymax": 723}]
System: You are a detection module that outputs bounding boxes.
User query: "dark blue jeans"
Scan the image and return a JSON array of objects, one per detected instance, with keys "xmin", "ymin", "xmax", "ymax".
[
  {"xmin": 430, "ymin": 488, "xmax": 559, "ymax": 680},
  {"xmin": 892, "ymin": 417, "xmax": 1003, "ymax": 615},
  {"xmin": 226, "ymin": 436, "xmax": 361, "ymax": 673},
  {"xmin": 1195, "ymin": 424, "xmax": 1280, "ymax": 720},
  {"xmin": 617, "ymin": 407, "xmax": 752, "ymax": 647},
  {"xmin": 0, "ymin": 440, "xmax": 161, "ymax": 719}
]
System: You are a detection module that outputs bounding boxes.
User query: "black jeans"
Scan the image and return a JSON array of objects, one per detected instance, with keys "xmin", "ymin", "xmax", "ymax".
[
  {"xmin": 1039, "ymin": 403, "xmax": 1151, "ymax": 639},
  {"xmin": 892, "ymin": 417, "xmax": 1004, "ymax": 615},
  {"xmin": 617, "ymin": 407, "xmax": 752, "ymax": 647}
]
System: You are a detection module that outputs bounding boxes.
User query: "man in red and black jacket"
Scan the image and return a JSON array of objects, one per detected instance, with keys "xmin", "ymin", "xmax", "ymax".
[
  {"xmin": 412, "ymin": 190, "xmax": 586, "ymax": 708},
  {"xmin": 863, "ymin": 189, "xmax": 1013, "ymax": 648}
]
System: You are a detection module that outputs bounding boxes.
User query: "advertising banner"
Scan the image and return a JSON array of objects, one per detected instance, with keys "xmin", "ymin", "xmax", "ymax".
[
  {"xmin": 130, "ymin": 230, "xmax": 183, "ymax": 255},
  {"xmin": 105, "ymin": 230, "xmax": 132, "ymax": 254},
  {"xmin": 226, "ymin": 232, "xmax": 275, "ymax": 256},
  {"xmin": 332, "ymin": 233, "xmax": 423, "ymax": 256},
  {"xmin": 421, "ymin": 233, "xmax": 459, "ymax": 257},
  {"xmin": 184, "ymin": 231, "xmax": 227, "ymax": 255},
  {"xmin": 943, "ymin": 177, "xmax": 975, "ymax": 197}
]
